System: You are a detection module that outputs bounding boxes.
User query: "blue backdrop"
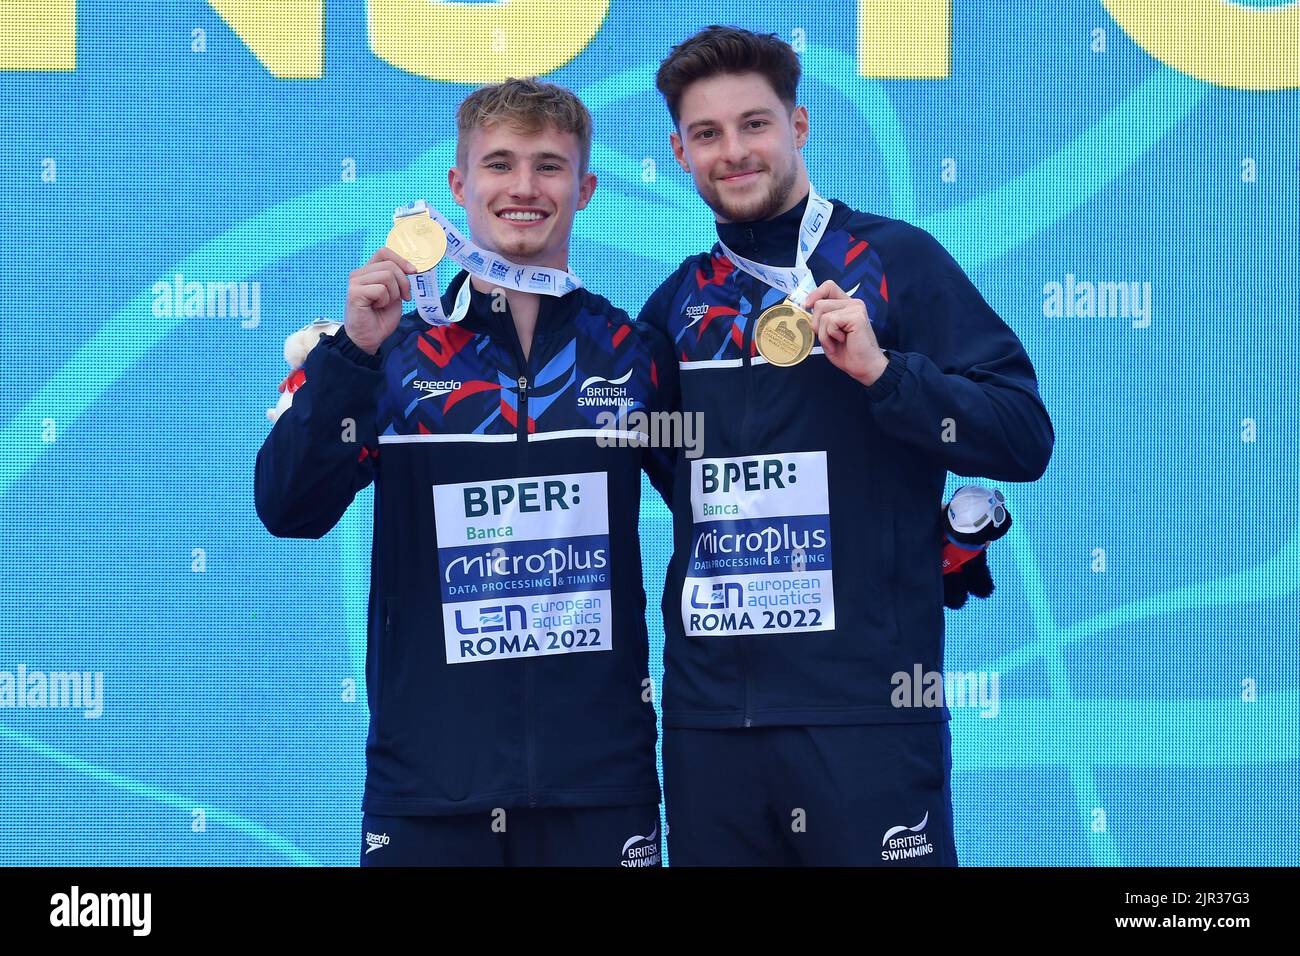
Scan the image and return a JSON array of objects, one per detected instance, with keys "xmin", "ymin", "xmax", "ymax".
[{"xmin": 1, "ymin": 0, "xmax": 1296, "ymax": 865}]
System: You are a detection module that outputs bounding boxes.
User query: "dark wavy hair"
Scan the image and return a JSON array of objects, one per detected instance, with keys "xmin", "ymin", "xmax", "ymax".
[{"xmin": 655, "ymin": 26, "xmax": 801, "ymax": 127}]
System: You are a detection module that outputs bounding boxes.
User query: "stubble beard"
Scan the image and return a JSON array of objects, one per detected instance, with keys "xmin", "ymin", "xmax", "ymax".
[{"xmin": 706, "ymin": 160, "xmax": 800, "ymax": 224}]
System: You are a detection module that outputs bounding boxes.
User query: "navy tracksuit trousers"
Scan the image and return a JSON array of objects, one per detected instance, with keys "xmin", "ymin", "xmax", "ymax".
[
  {"xmin": 663, "ymin": 722, "xmax": 957, "ymax": 867},
  {"xmin": 359, "ymin": 804, "xmax": 662, "ymax": 867}
]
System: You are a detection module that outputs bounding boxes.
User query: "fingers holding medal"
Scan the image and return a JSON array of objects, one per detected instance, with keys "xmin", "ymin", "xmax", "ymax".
[
  {"xmin": 800, "ymin": 279, "xmax": 888, "ymax": 385},
  {"xmin": 385, "ymin": 200, "xmax": 461, "ymax": 326},
  {"xmin": 801, "ymin": 279, "xmax": 869, "ymax": 341},
  {"xmin": 345, "ymin": 247, "xmax": 419, "ymax": 353}
]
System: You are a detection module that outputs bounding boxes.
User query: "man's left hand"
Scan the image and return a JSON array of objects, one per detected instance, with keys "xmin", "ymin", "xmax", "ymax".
[{"xmin": 802, "ymin": 280, "xmax": 889, "ymax": 387}]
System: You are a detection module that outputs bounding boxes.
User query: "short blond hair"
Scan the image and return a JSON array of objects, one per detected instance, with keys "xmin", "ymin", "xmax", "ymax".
[{"xmin": 456, "ymin": 77, "xmax": 593, "ymax": 176}]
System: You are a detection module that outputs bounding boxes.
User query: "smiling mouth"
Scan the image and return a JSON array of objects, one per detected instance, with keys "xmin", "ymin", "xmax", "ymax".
[
  {"xmin": 496, "ymin": 209, "xmax": 549, "ymax": 224},
  {"xmin": 719, "ymin": 170, "xmax": 761, "ymax": 184}
]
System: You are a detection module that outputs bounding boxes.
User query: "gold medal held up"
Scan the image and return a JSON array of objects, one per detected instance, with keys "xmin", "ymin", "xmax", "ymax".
[
  {"xmin": 385, "ymin": 207, "xmax": 448, "ymax": 274},
  {"xmin": 755, "ymin": 300, "xmax": 815, "ymax": 367}
]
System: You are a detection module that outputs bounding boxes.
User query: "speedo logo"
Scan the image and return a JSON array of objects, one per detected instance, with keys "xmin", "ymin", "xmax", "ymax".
[
  {"xmin": 881, "ymin": 811, "xmax": 934, "ymax": 862},
  {"xmin": 578, "ymin": 367, "xmax": 635, "ymax": 408},
  {"xmin": 683, "ymin": 304, "xmax": 709, "ymax": 321},
  {"xmin": 365, "ymin": 831, "xmax": 390, "ymax": 854},
  {"xmin": 413, "ymin": 379, "xmax": 463, "ymax": 399}
]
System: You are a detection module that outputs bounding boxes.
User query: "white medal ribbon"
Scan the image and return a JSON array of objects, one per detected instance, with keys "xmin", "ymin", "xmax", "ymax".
[
  {"xmin": 714, "ymin": 185, "xmax": 834, "ymax": 306},
  {"xmin": 393, "ymin": 200, "xmax": 583, "ymax": 326}
]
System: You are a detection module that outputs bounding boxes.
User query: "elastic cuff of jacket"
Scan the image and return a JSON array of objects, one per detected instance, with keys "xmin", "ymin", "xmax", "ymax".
[
  {"xmin": 332, "ymin": 327, "xmax": 383, "ymax": 369},
  {"xmin": 865, "ymin": 349, "xmax": 906, "ymax": 401}
]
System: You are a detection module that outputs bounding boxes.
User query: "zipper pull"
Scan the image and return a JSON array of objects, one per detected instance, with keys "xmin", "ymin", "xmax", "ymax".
[{"xmin": 517, "ymin": 376, "xmax": 528, "ymax": 392}]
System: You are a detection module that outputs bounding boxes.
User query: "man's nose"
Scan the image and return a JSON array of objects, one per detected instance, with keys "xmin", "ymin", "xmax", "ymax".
[
  {"xmin": 509, "ymin": 167, "xmax": 541, "ymax": 200},
  {"xmin": 720, "ymin": 130, "xmax": 749, "ymax": 167}
]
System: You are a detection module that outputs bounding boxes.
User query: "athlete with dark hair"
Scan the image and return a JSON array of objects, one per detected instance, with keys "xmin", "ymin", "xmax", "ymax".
[{"xmin": 643, "ymin": 26, "xmax": 1054, "ymax": 866}]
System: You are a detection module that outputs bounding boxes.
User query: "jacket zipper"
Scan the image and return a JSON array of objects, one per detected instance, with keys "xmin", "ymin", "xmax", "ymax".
[
  {"xmin": 379, "ymin": 599, "xmax": 393, "ymax": 705},
  {"xmin": 737, "ymin": 276, "xmax": 756, "ymax": 728},
  {"xmin": 502, "ymin": 304, "xmax": 540, "ymax": 805},
  {"xmin": 519, "ymin": 368, "xmax": 537, "ymax": 804}
]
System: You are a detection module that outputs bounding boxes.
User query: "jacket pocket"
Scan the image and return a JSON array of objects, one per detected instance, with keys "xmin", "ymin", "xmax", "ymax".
[
  {"xmin": 368, "ymin": 596, "xmax": 396, "ymax": 708},
  {"xmin": 630, "ymin": 616, "xmax": 653, "ymax": 706},
  {"xmin": 886, "ymin": 511, "xmax": 903, "ymax": 646}
]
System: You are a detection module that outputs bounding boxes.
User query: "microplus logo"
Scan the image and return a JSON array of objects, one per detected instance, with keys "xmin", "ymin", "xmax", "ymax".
[
  {"xmin": 0, "ymin": 664, "xmax": 103, "ymax": 718},
  {"xmin": 151, "ymin": 272, "xmax": 261, "ymax": 328},
  {"xmin": 50, "ymin": 886, "xmax": 151, "ymax": 936}
]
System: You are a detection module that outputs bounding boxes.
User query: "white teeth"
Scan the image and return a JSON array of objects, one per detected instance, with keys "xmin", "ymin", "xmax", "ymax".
[{"xmin": 499, "ymin": 211, "xmax": 544, "ymax": 221}]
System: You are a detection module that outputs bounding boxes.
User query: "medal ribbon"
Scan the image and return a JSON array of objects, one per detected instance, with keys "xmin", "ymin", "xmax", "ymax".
[
  {"xmin": 393, "ymin": 200, "xmax": 584, "ymax": 326},
  {"xmin": 714, "ymin": 185, "xmax": 834, "ymax": 306}
]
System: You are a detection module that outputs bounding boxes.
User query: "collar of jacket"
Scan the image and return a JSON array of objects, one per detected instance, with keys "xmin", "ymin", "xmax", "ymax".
[
  {"xmin": 445, "ymin": 269, "xmax": 578, "ymax": 343},
  {"xmin": 714, "ymin": 188, "xmax": 812, "ymax": 268}
]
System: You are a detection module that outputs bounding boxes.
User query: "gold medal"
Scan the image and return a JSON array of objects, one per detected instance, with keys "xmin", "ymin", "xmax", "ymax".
[
  {"xmin": 385, "ymin": 208, "xmax": 448, "ymax": 273},
  {"xmin": 754, "ymin": 301, "xmax": 815, "ymax": 367}
]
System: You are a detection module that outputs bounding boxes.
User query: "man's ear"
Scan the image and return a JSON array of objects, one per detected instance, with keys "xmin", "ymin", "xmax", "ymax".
[
  {"xmin": 448, "ymin": 165, "xmax": 466, "ymax": 208},
  {"xmin": 670, "ymin": 131, "xmax": 691, "ymax": 174},
  {"xmin": 576, "ymin": 170, "xmax": 597, "ymax": 211},
  {"xmin": 792, "ymin": 105, "xmax": 809, "ymax": 150}
]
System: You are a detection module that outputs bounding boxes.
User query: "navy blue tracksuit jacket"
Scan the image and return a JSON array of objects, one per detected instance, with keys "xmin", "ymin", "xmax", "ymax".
[
  {"xmin": 255, "ymin": 271, "xmax": 674, "ymax": 816},
  {"xmin": 639, "ymin": 193, "xmax": 1054, "ymax": 730}
]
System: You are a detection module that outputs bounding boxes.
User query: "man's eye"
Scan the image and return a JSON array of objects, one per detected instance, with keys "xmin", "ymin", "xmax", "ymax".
[
  {"xmin": 696, "ymin": 130, "xmax": 716, "ymax": 140},
  {"xmin": 487, "ymin": 162, "xmax": 509, "ymax": 171},
  {"xmin": 539, "ymin": 165, "xmax": 560, "ymax": 172},
  {"xmin": 747, "ymin": 120, "xmax": 768, "ymax": 130}
]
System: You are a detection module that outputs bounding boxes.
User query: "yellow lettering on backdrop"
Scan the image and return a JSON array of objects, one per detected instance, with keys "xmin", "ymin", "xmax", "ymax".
[
  {"xmin": 1103, "ymin": 0, "xmax": 1298, "ymax": 91},
  {"xmin": 369, "ymin": 0, "xmax": 609, "ymax": 83},
  {"xmin": 859, "ymin": 0, "xmax": 950, "ymax": 78},
  {"xmin": 3, "ymin": 0, "xmax": 1293, "ymax": 93},
  {"xmin": 207, "ymin": 0, "xmax": 324, "ymax": 78},
  {"xmin": 0, "ymin": 0, "xmax": 75, "ymax": 71}
]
